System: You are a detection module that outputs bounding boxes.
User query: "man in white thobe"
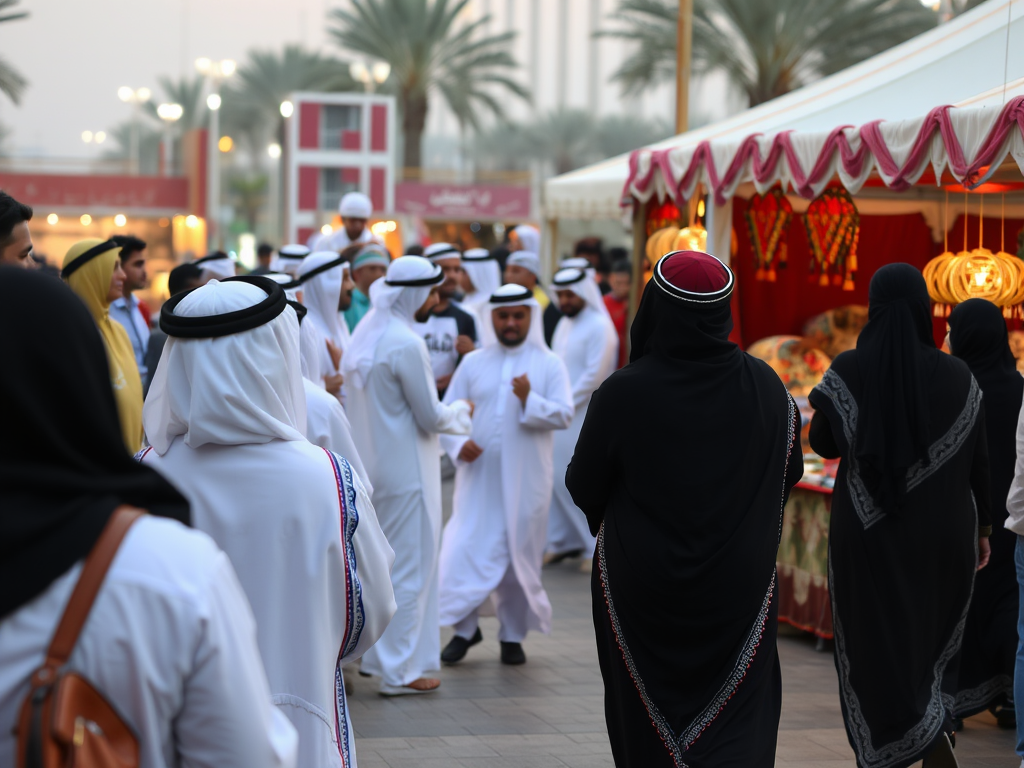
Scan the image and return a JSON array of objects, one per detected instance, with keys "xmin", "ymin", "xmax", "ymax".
[
  {"xmin": 272, "ymin": 243, "xmax": 310, "ymax": 277},
  {"xmin": 141, "ymin": 276, "xmax": 397, "ymax": 768},
  {"xmin": 438, "ymin": 284, "xmax": 573, "ymax": 665},
  {"xmin": 296, "ymin": 251, "xmax": 355, "ymax": 398},
  {"xmin": 545, "ymin": 267, "xmax": 619, "ymax": 568},
  {"xmin": 460, "ymin": 247, "xmax": 502, "ymax": 327},
  {"xmin": 343, "ymin": 256, "xmax": 473, "ymax": 695},
  {"xmin": 309, "ymin": 191, "xmax": 382, "ymax": 252},
  {"xmin": 264, "ymin": 271, "xmax": 373, "ymax": 494},
  {"xmin": 192, "ymin": 251, "xmax": 237, "ymax": 282}
]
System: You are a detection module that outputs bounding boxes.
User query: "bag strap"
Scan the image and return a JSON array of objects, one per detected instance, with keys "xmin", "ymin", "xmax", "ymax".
[{"xmin": 43, "ymin": 507, "xmax": 144, "ymax": 669}]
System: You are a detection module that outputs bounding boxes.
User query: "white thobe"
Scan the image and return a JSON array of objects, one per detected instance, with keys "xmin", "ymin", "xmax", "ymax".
[
  {"xmin": 439, "ymin": 344, "xmax": 573, "ymax": 641},
  {"xmin": 140, "ymin": 440, "xmax": 396, "ymax": 768},
  {"xmin": 309, "ymin": 227, "xmax": 379, "ymax": 252},
  {"xmin": 346, "ymin": 317, "xmax": 471, "ymax": 686},
  {"xmin": 304, "ymin": 377, "xmax": 372, "ymax": 496},
  {"xmin": 546, "ymin": 309, "xmax": 618, "ymax": 557},
  {"xmin": 0, "ymin": 516, "xmax": 297, "ymax": 768}
]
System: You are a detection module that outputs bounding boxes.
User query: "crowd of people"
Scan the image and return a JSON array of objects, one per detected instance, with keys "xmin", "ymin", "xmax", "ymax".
[{"xmin": 2, "ymin": 182, "xmax": 1021, "ymax": 768}]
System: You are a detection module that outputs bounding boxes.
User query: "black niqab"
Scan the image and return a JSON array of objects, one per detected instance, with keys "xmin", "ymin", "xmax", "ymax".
[
  {"xmin": 854, "ymin": 263, "xmax": 934, "ymax": 515},
  {"xmin": 0, "ymin": 268, "xmax": 189, "ymax": 618}
]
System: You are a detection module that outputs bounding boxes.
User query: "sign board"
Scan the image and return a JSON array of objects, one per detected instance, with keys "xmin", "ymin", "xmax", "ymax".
[{"xmin": 395, "ymin": 182, "xmax": 531, "ymax": 221}]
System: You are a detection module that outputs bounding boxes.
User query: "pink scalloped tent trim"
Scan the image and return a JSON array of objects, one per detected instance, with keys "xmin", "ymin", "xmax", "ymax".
[{"xmin": 624, "ymin": 96, "xmax": 1024, "ymax": 208}]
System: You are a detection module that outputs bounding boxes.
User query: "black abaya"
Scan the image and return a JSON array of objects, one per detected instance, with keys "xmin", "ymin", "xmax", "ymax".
[
  {"xmin": 0, "ymin": 267, "xmax": 189, "ymax": 619},
  {"xmin": 949, "ymin": 298, "xmax": 1022, "ymax": 718},
  {"xmin": 809, "ymin": 265, "xmax": 991, "ymax": 768},
  {"xmin": 567, "ymin": 264, "xmax": 802, "ymax": 768}
]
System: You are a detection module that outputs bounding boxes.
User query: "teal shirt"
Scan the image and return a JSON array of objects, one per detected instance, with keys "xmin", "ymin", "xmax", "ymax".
[{"xmin": 343, "ymin": 287, "xmax": 372, "ymax": 332}]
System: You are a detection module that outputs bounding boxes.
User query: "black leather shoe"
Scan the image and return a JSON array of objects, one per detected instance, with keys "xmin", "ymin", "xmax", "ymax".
[
  {"xmin": 500, "ymin": 641, "xmax": 526, "ymax": 665},
  {"xmin": 441, "ymin": 628, "xmax": 482, "ymax": 664}
]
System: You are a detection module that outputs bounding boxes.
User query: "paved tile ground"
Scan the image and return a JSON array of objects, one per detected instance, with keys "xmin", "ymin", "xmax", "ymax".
[{"xmin": 348, "ymin": 480, "xmax": 1019, "ymax": 767}]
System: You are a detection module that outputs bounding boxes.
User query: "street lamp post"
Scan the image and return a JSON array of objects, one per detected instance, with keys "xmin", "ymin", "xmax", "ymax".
[
  {"xmin": 118, "ymin": 86, "xmax": 152, "ymax": 175},
  {"xmin": 349, "ymin": 61, "xmax": 391, "ymax": 93},
  {"xmin": 195, "ymin": 58, "xmax": 236, "ymax": 251},
  {"xmin": 156, "ymin": 103, "xmax": 183, "ymax": 176}
]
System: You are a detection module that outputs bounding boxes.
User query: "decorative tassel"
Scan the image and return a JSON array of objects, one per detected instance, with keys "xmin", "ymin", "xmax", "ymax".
[{"xmin": 767, "ymin": 268, "xmax": 777, "ymax": 282}]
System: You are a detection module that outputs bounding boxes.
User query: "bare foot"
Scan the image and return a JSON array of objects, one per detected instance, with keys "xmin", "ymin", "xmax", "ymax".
[{"xmin": 407, "ymin": 678, "xmax": 440, "ymax": 691}]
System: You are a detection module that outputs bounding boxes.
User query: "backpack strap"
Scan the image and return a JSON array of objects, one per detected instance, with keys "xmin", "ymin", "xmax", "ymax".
[{"xmin": 42, "ymin": 507, "xmax": 144, "ymax": 671}]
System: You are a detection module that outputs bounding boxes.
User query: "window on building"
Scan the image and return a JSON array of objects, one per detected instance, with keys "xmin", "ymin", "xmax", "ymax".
[
  {"xmin": 320, "ymin": 168, "xmax": 361, "ymax": 212},
  {"xmin": 322, "ymin": 105, "xmax": 362, "ymax": 150}
]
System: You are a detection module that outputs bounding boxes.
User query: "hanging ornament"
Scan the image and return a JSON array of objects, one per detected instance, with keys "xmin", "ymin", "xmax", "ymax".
[
  {"xmin": 744, "ymin": 186, "xmax": 793, "ymax": 282},
  {"xmin": 646, "ymin": 199, "xmax": 683, "ymax": 237},
  {"xmin": 803, "ymin": 188, "xmax": 860, "ymax": 291}
]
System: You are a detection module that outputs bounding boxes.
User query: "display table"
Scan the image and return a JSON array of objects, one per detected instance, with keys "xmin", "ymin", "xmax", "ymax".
[{"xmin": 776, "ymin": 477, "xmax": 834, "ymax": 639}]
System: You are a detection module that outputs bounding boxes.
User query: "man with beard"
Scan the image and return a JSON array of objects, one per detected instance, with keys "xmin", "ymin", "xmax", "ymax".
[
  {"xmin": 343, "ymin": 256, "xmax": 473, "ymax": 695},
  {"xmin": 414, "ymin": 243, "xmax": 478, "ymax": 397},
  {"xmin": 545, "ymin": 268, "xmax": 618, "ymax": 571},
  {"xmin": 309, "ymin": 192, "xmax": 380, "ymax": 252},
  {"xmin": 438, "ymin": 284, "xmax": 572, "ymax": 665}
]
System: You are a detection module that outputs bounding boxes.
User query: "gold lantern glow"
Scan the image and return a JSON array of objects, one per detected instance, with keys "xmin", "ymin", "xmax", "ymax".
[
  {"xmin": 645, "ymin": 224, "xmax": 708, "ymax": 263},
  {"xmin": 923, "ymin": 247, "xmax": 1024, "ymax": 318}
]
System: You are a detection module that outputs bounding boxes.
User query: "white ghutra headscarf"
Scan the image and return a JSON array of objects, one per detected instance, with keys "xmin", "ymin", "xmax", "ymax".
[
  {"xmin": 551, "ymin": 267, "xmax": 612, "ymax": 320},
  {"xmin": 342, "ymin": 256, "xmax": 444, "ymax": 389},
  {"xmin": 144, "ymin": 278, "xmax": 306, "ymax": 453},
  {"xmin": 479, "ymin": 283, "xmax": 546, "ymax": 349}
]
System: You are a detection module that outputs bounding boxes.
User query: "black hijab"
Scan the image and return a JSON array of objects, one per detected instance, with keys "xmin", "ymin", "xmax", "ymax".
[
  {"xmin": 854, "ymin": 263, "xmax": 935, "ymax": 515},
  {"xmin": 0, "ymin": 268, "xmax": 189, "ymax": 618},
  {"xmin": 949, "ymin": 297, "xmax": 1023, "ymax": 528}
]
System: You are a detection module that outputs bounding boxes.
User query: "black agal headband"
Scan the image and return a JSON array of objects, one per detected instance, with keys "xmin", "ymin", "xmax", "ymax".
[
  {"xmin": 160, "ymin": 275, "xmax": 289, "ymax": 339},
  {"xmin": 61, "ymin": 240, "xmax": 120, "ymax": 280}
]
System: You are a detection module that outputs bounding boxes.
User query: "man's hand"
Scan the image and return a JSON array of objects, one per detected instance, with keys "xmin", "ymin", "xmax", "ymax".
[
  {"xmin": 512, "ymin": 374, "xmax": 531, "ymax": 407},
  {"xmin": 455, "ymin": 335, "xmax": 475, "ymax": 356},
  {"xmin": 324, "ymin": 373, "xmax": 344, "ymax": 395},
  {"xmin": 436, "ymin": 373, "xmax": 453, "ymax": 392},
  {"xmin": 326, "ymin": 339, "xmax": 343, "ymax": 371},
  {"xmin": 978, "ymin": 536, "xmax": 991, "ymax": 570},
  {"xmin": 458, "ymin": 440, "xmax": 484, "ymax": 463}
]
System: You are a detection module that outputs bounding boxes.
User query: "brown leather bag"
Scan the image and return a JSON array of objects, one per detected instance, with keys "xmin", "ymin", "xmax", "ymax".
[{"xmin": 17, "ymin": 507, "xmax": 143, "ymax": 768}]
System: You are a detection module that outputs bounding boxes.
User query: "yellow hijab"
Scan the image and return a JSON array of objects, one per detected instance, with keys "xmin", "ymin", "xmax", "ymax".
[{"xmin": 62, "ymin": 239, "xmax": 144, "ymax": 454}]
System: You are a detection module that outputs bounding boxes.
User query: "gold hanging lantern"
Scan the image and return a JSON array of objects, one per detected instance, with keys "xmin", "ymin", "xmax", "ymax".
[{"xmin": 923, "ymin": 247, "xmax": 1024, "ymax": 317}]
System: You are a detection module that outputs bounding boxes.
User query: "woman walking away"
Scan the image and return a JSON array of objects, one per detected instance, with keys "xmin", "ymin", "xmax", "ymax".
[
  {"xmin": 567, "ymin": 250, "xmax": 803, "ymax": 768},
  {"xmin": 948, "ymin": 298, "xmax": 1020, "ymax": 727},
  {"xmin": 809, "ymin": 263, "xmax": 991, "ymax": 768}
]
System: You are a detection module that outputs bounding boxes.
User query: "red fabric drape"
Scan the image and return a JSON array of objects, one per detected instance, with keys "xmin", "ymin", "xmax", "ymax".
[
  {"xmin": 731, "ymin": 198, "xmax": 937, "ymax": 348},
  {"xmin": 945, "ymin": 214, "xmax": 1024, "ymax": 256}
]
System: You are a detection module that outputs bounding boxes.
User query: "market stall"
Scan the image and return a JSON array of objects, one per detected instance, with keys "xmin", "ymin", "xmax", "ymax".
[{"xmin": 545, "ymin": 0, "xmax": 1024, "ymax": 638}]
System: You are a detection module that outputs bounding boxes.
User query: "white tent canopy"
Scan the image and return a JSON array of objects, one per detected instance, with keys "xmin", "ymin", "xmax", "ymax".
[{"xmin": 545, "ymin": 0, "xmax": 1024, "ymax": 220}]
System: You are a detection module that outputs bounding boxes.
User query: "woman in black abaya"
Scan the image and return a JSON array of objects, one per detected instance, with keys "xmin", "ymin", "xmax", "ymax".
[
  {"xmin": 948, "ymin": 298, "xmax": 1021, "ymax": 725},
  {"xmin": 567, "ymin": 250, "xmax": 802, "ymax": 768},
  {"xmin": 809, "ymin": 264, "xmax": 991, "ymax": 768},
  {"xmin": 0, "ymin": 267, "xmax": 189, "ymax": 620}
]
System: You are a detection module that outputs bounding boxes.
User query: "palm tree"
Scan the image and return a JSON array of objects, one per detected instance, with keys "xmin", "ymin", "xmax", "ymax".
[
  {"xmin": 144, "ymin": 75, "xmax": 208, "ymax": 132},
  {"xmin": 221, "ymin": 45, "xmax": 356, "ymax": 166},
  {"xmin": 0, "ymin": 0, "xmax": 29, "ymax": 104},
  {"xmin": 329, "ymin": 0, "xmax": 529, "ymax": 169},
  {"xmin": 600, "ymin": 0, "xmax": 936, "ymax": 107}
]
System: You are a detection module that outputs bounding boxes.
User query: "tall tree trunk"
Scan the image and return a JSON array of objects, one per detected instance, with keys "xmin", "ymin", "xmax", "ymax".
[{"xmin": 402, "ymin": 89, "xmax": 429, "ymax": 171}]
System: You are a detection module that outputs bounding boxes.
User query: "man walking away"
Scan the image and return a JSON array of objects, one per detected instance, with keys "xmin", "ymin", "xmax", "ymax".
[
  {"xmin": 545, "ymin": 268, "xmax": 618, "ymax": 571},
  {"xmin": 344, "ymin": 256, "xmax": 473, "ymax": 696}
]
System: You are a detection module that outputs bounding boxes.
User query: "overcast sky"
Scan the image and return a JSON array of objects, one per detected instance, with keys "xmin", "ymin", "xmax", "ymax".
[{"xmin": 1, "ymin": 0, "xmax": 337, "ymax": 158}]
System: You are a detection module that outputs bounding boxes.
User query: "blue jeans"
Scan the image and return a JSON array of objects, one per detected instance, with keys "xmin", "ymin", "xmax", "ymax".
[{"xmin": 1015, "ymin": 536, "xmax": 1024, "ymax": 755}]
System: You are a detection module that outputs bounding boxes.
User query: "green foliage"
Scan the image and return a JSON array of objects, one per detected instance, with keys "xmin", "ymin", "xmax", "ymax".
[
  {"xmin": 0, "ymin": 0, "xmax": 29, "ymax": 104},
  {"xmin": 328, "ymin": 0, "xmax": 529, "ymax": 167},
  {"xmin": 599, "ymin": 0, "xmax": 937, "ymax": 106},
  {"xmin": 473, "ymin": 109, "xmax": 673, "ymax": 175}
]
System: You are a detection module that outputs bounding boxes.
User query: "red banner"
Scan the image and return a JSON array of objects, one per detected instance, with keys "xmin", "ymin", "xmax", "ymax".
[{"xmin": 0, "ymin": 173, "xmax": 189, "ymax": 211}]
